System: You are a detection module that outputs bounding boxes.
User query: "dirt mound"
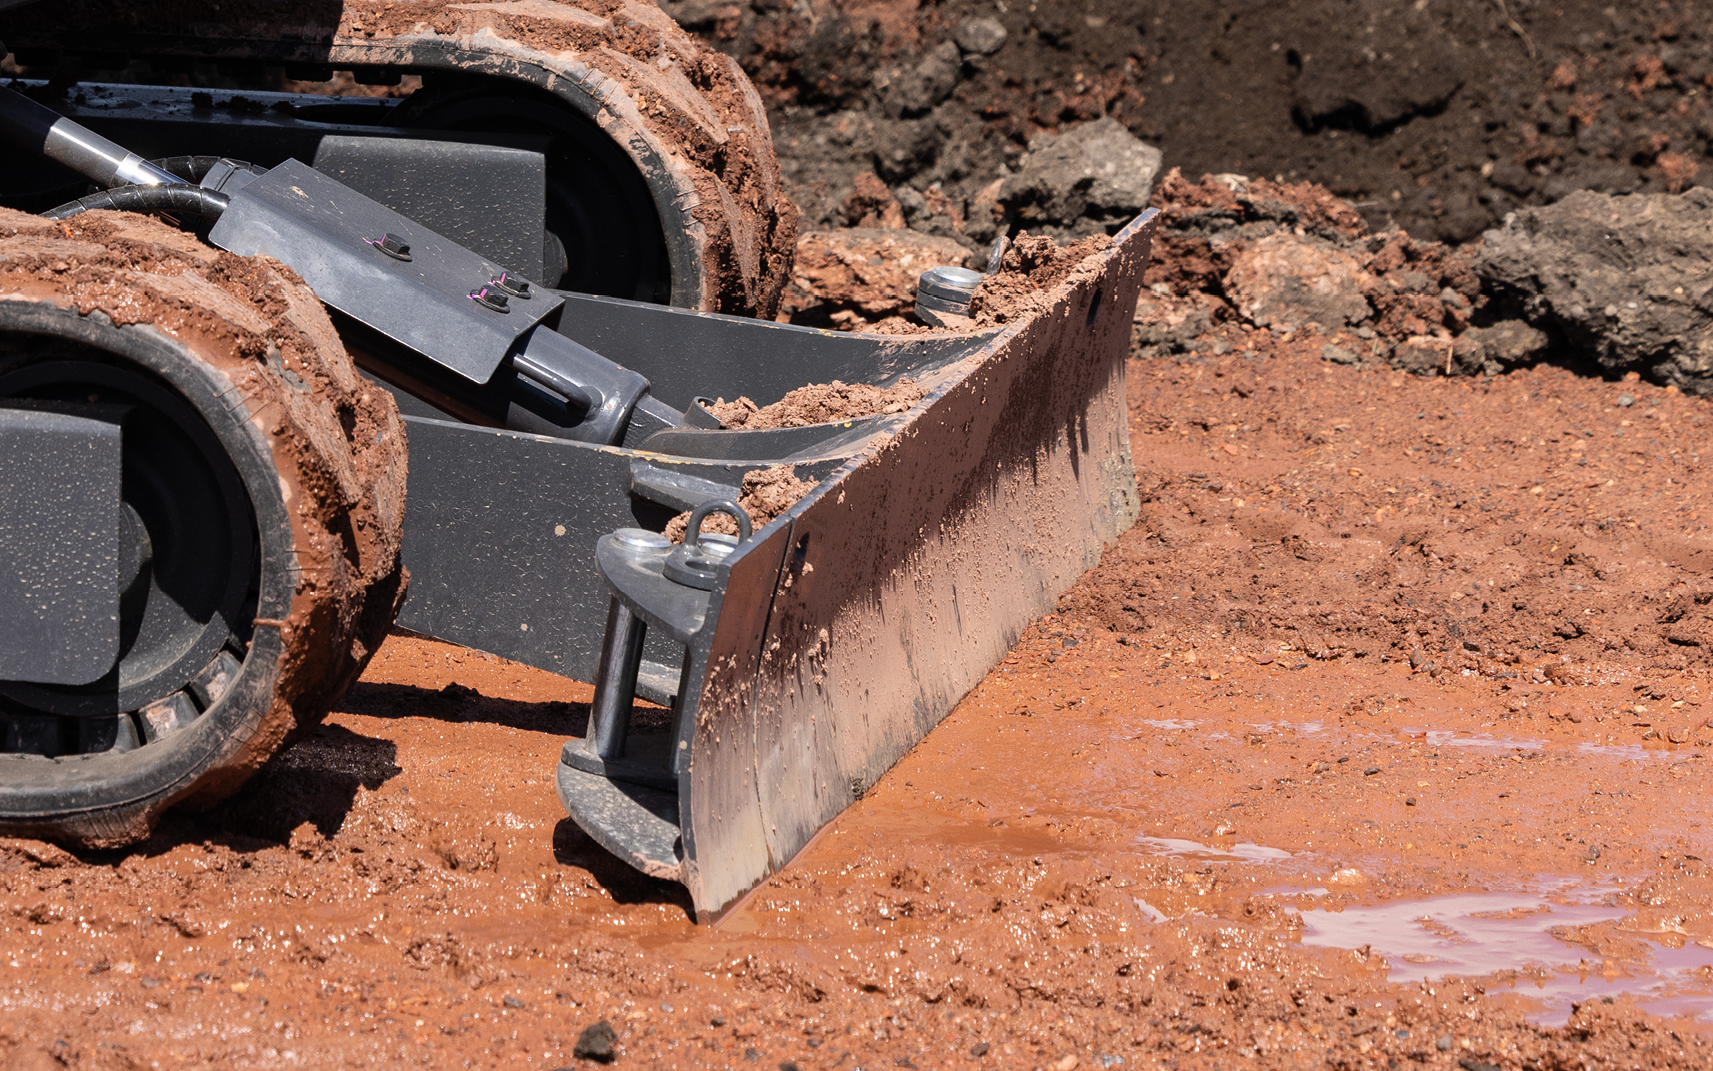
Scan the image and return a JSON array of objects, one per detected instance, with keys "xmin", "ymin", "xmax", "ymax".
[
  {"xmin": 689, "ymin": 0, "xmax": 1713, "ymax": 247},
  {"xmin": 1135, "ymin": 173, "xmax": 1713, "ymax": 397},
  {"xmin": 1059, "ymin": 332, "xmax": 1713, "ymax": 675},
  {"xmin": 1135, "ymin": 172, "xmax": 1481, "ymax": 366}
]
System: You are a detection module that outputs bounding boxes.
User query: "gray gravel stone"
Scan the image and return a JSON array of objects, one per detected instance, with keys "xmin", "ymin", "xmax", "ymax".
[
  {"xmin": 998, "ymin": 117, "xmax": 1163, "ymax": 235},
  {"xmin": 1475, "ymin": 187, "xmax": 1713, "ymax": 393},
  {"xmin": 954, "ymin": 17, "xmax": 1008, "ymax": 56}
]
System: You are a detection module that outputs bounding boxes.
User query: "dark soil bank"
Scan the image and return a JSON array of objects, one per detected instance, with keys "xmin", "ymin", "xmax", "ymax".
[{"xmin": 676, "ymin": 0, "xmax": 1713, "ymax": 243}]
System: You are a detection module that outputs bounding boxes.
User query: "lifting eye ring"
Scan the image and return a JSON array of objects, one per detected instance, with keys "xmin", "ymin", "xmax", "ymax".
[
  {"xmin": 662, "ymin": 499, "xmax": 752, "ymax": 591},
  {"xmin": 683, "ymin": 499, "xmax": 752, "ymax": 549}
]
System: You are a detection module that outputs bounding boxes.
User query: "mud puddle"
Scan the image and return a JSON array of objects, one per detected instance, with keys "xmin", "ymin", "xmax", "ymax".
[
  {"xmin": 1297, "ymin": 885, "xmax": 1713, "ymax": 1026},
  {"xmin": 1135, "ymin": 836, "xmax": 1294, "ymax": 863}
]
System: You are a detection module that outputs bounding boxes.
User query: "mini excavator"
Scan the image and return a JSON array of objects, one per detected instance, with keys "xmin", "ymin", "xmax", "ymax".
[{"xmin": 0, "ymin": 1, "xmax": 1156, "ymax": 918}]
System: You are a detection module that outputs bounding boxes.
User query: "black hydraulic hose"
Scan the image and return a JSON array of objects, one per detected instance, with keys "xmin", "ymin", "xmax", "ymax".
[
  {"xmin": 138, "ymin": 156, "xmax": 227, "ymax": 184},
  {"xmin": 128, "ymin": 156, "xmax": 258, "ymax": 186},
  {"xmin": 41, "ymin": 184, "xmax": 231, "ymax": 222}
]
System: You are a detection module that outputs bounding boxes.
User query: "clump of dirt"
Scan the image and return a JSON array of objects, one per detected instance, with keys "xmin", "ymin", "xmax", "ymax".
[
  {"xmin": 663, "ymin": 464, "xmax": 816, "ymax": 542},
  {"xmin": 780, "ymin": 227, "xmax": 973, "ymax": 329},
  {"xmin": 967, "ymin": 231, "xmax": 1112, "ymax": 326},
  {"xmin": 711, "ymin": 377, "xmax": 924, "ymax": 429}
]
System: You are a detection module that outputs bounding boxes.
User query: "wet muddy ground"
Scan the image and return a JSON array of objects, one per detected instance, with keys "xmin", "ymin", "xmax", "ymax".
[
  {"xmin": 5, "ymin": 2, "xmax": 1713, "ymax": 1064},
  {"xmin": 5, "ymin": 332, "xmax": 1713, "ymax": 1068}
]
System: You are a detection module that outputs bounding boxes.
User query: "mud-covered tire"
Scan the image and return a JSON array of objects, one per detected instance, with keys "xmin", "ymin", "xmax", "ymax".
[
  {"xmin": 0, "ymin": 207, "xmax": 407, "ymax": 847},
  {"xmin": 6, "ymin": 0, "xmax": 801, "ymax": 317}
]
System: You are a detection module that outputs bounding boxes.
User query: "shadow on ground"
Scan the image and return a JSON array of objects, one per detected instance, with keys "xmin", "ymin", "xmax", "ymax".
[{"xmin": 553, "ymin": 818, "xmax": 695, "ymax": 919}]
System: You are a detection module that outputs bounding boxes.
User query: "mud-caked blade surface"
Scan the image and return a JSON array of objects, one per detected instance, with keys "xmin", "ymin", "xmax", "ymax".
[{"xmin": 673, "ymin": 211, "xmax": 1159, "ymax": 917}]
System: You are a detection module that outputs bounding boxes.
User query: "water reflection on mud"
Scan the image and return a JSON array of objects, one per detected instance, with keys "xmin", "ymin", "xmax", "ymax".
[{"xmin": 1296, "ymin": 887, "xmax": 1713, "ymax": 1024}]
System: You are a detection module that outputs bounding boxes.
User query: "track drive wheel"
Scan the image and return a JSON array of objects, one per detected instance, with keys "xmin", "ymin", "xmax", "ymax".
[{"xmin": 0, "ymin": 207, "xmax": 407, "ymax": 847}]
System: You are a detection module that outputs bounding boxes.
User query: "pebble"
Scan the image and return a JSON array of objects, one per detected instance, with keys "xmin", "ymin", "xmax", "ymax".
[
  {"xmin": 1616, "ymin": 393, "xmax": 1636, "ymax": 407},
  {"xmin": 1405, "ymin": 797, "xmax": 1417, "ymax": 806},
  {"xmin": 1668, "ymin": 726, "xmax": 1689, "ymax": 744},
  {"xmin": 574, "ymin": 1021, "xmax": 618, "ymax": 1063},
  {"xmin": 1322, "ymin": 343, "xmax": 1359, "ymax": 365},
  {"xmin": 504, "ymin": 995, "xmax": 524, "ymax": 1008},
  {"xmin": 1363, "ymin": 766, "xmax": 1382, "ymax": 776},
  {"xmin": 969, "ymin": 1041, "xmax": 990, "ymax": 1057},
  {"xmin": 1055, "ymin": 1056, "xmax": 1080, "ymax": 1071},
  {"xmin": 954, "ymin": 17, "xmax": 1008, "ymax": 55},
  {"xmin": 1311, "ymin": 761, "xmax": 1330, "ymax": 774},
  {"xmin": 1437, "ymin": 1035, "xmax": 1454, "ymax": 1052}
]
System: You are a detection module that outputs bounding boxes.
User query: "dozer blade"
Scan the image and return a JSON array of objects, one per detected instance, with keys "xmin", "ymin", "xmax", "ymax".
[{"xmin": 559, "ymin": 209, "xmax": 1160, "ymax": 919}]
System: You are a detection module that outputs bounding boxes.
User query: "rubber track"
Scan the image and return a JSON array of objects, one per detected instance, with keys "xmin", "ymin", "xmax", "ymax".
[
  {"xmin": 0, "ymin": 205, "xmax": 408, "ymax": 843},
  {"xmin": 6, "ymin": 0, "xmax": 802, "ymax": 317}
]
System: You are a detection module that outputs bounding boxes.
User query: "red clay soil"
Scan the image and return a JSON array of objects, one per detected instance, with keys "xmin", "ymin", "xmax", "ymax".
[{"xmin": 4, "ymin": 315, "xmax": 1713, "ymax": 1067}]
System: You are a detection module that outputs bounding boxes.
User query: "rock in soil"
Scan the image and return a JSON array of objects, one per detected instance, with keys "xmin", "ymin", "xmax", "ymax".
[
  {"xmin": 573, "ymin": 1021, "xmax": 618, "ymax": 1063},
  {"xmin": 1225, "ymin": 232, "xmax": 1373, "ymax": 332},
  {"xmin": 997, "ymin": 116, "xmax": 1164, "ymax": 237},
  {"xmin": 1476, "ymin": 187, "xmax": 1713, "ymax": 393}
]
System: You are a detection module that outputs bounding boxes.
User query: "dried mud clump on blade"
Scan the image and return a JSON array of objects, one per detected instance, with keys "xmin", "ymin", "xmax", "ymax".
[
  {"xmin": 712, "ymin": 378, "xmax": 924, "ymax": 430},
  {"xmin": 671, "ymin": 375, "xmax": 924, "ymax": 539},
  {"xmin": 9, "ymin": 0, "xmax": 800, "ymax": 318},
  {"xmin": 664, "ymin": 465, "xmax": 816, "ymax": 542},
  {"xmin": 0, "ymin": 206, "xmax": 407, "ymax": 841},
  {"xmin": 782, "ymin": 228, "xmax": 973, "ymax": 330},
  {"xmin": 967, "ymin": 232, "xmax": 1112, "ymax": 327}
]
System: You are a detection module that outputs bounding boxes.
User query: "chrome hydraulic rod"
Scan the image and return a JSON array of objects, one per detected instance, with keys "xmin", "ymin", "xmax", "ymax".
[{"xmin": 0, "ymin": 85, "xmax": 185, "ymax": 188}]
